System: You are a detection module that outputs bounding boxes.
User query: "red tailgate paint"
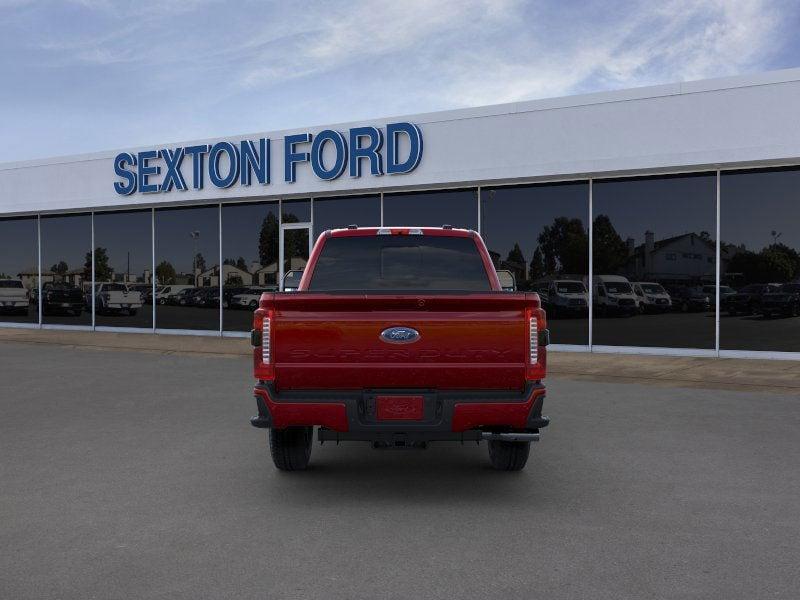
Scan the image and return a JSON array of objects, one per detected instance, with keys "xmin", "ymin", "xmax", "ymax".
[{"xmin": 266, "ymin": 294, "xmax": 535, "ymax": 390}]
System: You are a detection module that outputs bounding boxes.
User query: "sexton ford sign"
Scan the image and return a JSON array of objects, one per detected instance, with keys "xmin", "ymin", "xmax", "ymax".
[{"xmin": 112, "ymin": 122, "xmax": 423, "ymax": 195}]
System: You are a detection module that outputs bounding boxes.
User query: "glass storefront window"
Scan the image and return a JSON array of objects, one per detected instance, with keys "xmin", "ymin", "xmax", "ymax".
[
  {"xmin": 384, "ymin": 189, "xmax": 478, "ymax": 230},
  {"xmin": 721, "ymin": 167, "xmax": 800, "ymax": 352},
  {"xmin": 40, "ymin": 213, "xmax": 92, "ymax": 326},
  {"xmin": 155, "ymin": 205, "xmax": 220, "ymax": 331},
  {"xmin": 592, "ymin": 173, "xmax": 717, "ymax": 349},
  {"xmin": 481, "ymin": 182, "xmax": 589, "ymax": 346},
  {"xmin": 282, "ymin": 199, "xmax": 311, "ymax": 223},
  {"xmin": 93, "ymin": 210, "xmax": 153, "ymax": 329},
  {"xmin": 312, "ymin": 195, "xmax": 381, "ymax": 240},
  {"xmin": 0, "ymin": 217, "xmax": 39, "ymax": 324},
  {"xmin": 221, "ymin": 201, "xmax": 278, "ymax": 332}
]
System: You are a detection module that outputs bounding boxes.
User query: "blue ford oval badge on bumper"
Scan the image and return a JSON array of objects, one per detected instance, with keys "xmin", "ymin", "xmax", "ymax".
[{"xmin": 380, "ymin": 326, "xmax": 420, "ymax": 344}]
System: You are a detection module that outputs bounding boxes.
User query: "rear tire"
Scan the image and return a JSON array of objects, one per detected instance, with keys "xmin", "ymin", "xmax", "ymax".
[
  {"xmin": 488, "ymin": 439, "xmax": 530, "ymax": 471},
  {"xmin": 269, "ymin": 426, "xmax": 313, "ymax": 471}
]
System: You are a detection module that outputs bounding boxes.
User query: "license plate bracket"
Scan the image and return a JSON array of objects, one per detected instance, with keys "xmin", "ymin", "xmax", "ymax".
[{"xmin": 375, "ymin": 395, "xmax": 425, "ymax": 421}]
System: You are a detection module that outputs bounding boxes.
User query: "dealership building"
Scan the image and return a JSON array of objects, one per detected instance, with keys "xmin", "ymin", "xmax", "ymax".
[{"xmin": 1, "ymin": 68, "xmax": 800, "ymax": 359}]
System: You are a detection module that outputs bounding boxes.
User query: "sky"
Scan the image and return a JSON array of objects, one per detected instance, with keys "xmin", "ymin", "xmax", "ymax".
[{"xmin": 0, "ymin": 0, "xmax": 799, "ymax": 163}]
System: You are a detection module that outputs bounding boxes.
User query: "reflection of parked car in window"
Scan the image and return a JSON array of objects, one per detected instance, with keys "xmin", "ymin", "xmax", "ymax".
[
  {"xmin": 702, "ymin": 285, "xmax": 735, "ymax": 306},
  {"xmin": 538, "ymin": 280, "xmax": 588, "ymax": 317},
  {"xmin": 222, "ymin": 286, "xmax": 249, "ymax": 309},
  {"xmin": 191, "ymin": 287, "xmax": 220, "ymax": 308},
  {"xmin": 169, "ymin": 287, "xmax": 198, "ymax": 306},
  {"xmin": 127, "ymin": 284, "xmax": 157, "ymax": 305},
  {"xmin": 667, "ymin": 286, "xmax": 710, "ymax": 312},
  {"xmin": 590, "ymin": 275, "xmax": 638, "ymax": 316},
  {"xmin": 759, "ymin": 283, "xmax": 800, "ymax": 318},
  {"xmin": 232, "ymin": 287, "xmax": 272, "ymax": 309},
  {"xmin": 726, "ymin": 283, "xmax": 780, "ymax": 316},
  {"xmin": 39, "ymin": 282, "xmax": 84, "ymax": 316},
  {"xmin": 632, "ymin": 282, "xmax": 671, "ymax": 313},
  {"xmin": 0, "ymin": 279, "xmax": 30, "ymax": 315},
  {"xmin": 156, "ymin": 285, "xmax": 194, "ymax": 305},
  {"xmin": 89, "ymin": 283, "xmax": 143, "ymax": 315}
]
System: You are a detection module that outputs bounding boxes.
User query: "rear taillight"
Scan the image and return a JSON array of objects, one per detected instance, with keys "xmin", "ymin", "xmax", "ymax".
[
  {"xmin": 525, "ymin": 305, "xmax": 547, "ymax": 381},
  {"xmin": 529, "ymin": 314, "xmax": 538, "ymax": 364},
  {"xmin": 253, "ymin": 307, "xmax": 275, "ymax": 380},
  {"xmin": 261, "ymin": 315, "xmax": 271, "ymax": 364}
]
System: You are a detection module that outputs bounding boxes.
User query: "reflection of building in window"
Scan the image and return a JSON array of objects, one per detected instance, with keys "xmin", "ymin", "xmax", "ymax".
[
  {"xmin": 625, "ymin": 231, "xmax": 720, "ymax": 283},
  {"xmin": 17, "ymin": 268, "xmax": 44, "ymax": 290}
]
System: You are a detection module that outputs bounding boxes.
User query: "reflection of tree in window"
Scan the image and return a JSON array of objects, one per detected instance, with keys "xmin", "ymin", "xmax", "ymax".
[
  {"xmin": 258, "ymin": 213, "xmax": 279, "ymax": 267},
  {"xmin": 500, "ymin": 243, "xmax": 526, "ymax": 288},
  {"xmin": 83, "ymin": 247, "xmax": 112, "ymax": 282},
  {"xmin": 592, "ymin": 215, "xmax": 628, "ymax": 273},
  {"xmin": 156, "ymin": 261, "xmax": 176, "ymax": 284},
  {"xmin": 537, "ymin": 217, "xmax": 589, "ymax": 275},
  {"xmin": 194, "ymin": 253, "xmax": 206, "ymax": 273},
  {"xmin": 726, "ymin": 242, "xmax": 800, "ymax": 284}
]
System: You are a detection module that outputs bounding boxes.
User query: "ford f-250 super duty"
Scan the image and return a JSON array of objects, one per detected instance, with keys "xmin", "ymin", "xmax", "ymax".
[{"xmin": 249, "ymin": 226, "xmax": 550, "ymax": 471}]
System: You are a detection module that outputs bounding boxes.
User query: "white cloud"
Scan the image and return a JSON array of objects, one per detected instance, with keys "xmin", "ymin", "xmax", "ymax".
[
  {"xmin": 227, "ymin": 0, "xmax": 789, "ymax": 109},
  {"xmin": 237, "ymin": 0, "xmax": 520, "ymax": 88},
  {"xmin": 432, "ymin": 0, "xmax": 785, "ymax": 106}
]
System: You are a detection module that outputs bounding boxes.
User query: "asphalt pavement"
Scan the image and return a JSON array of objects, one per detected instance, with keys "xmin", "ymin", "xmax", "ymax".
[{"xmin": 1, "ymin": 341, "xmax": 799, "ymax": 599}]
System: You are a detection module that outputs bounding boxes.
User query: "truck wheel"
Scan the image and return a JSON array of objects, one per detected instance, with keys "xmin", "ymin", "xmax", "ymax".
[
  {"xmin": 488, "ymin": 439, "xmax": 530, "ymax": 471},
  {"xmin": 269, "ymin": 426, "xmax": 313, "ymax": 471}
]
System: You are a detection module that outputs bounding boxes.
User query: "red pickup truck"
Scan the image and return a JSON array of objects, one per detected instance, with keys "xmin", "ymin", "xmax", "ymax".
[{"xmin": 249, "ymin": 226, "xmax": 550, "ymax": 471}]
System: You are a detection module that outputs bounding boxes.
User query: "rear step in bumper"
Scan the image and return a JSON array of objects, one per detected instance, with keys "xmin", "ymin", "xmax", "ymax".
[
  {"xmin": 481, "ymin": 431, "xmax": 540, "ymax": 442},
  {"xmin": 317, "ymin": 428, "xmax": 541, "ymax": 444}
]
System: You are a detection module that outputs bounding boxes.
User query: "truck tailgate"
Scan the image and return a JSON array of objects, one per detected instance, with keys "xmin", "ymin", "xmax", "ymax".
[{"xmin": 266, "ymin": 293, "xmax": 540, "ymax": 391}]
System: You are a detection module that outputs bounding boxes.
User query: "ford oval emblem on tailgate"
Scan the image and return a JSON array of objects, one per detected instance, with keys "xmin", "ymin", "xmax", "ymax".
[{"xmin": 380, "ymin": 326, "xmax": 420, "ymax": 344}]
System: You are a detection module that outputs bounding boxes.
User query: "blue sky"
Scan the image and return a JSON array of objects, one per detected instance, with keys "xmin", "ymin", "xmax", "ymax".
[{"xmin": 1, "ymin": 0, "xmax": 798, "ymax": 162}]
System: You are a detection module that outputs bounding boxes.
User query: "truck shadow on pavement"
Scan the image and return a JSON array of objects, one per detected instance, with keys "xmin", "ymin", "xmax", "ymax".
[{"xmin": 252, "ymin": 442, "xmax": 567, "ymax": 509}]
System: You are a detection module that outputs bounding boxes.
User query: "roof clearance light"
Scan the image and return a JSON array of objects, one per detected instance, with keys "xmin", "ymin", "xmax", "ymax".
[{"xmin": 377, "ymin": 228, "xmax": 392, "ymax": 235}]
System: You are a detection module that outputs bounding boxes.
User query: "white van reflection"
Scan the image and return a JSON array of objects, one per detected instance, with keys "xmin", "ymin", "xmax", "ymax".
[
  {"xmin": 590, "ymin": 275, "xmax": 638, "ymax": 316},
  {"xmin": 632, "ymin": 282, "xmax": 672, "ymax": 313}
]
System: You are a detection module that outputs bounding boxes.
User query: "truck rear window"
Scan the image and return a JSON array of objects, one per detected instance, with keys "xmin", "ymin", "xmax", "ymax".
[{"xmin": 308, "ymin": 236, "xmax": 491, "ymax": 291}]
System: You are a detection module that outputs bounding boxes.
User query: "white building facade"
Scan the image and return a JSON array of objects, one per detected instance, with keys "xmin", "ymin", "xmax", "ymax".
[{"xmin": 2, "ymin": 69, "xmax": 800, "ymax": 358}]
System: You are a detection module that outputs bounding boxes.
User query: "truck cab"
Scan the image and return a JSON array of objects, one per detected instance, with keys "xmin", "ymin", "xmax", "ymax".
[{"xmin": 249, "ymin": 227, "xmax": 550, "ymax": 471}]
